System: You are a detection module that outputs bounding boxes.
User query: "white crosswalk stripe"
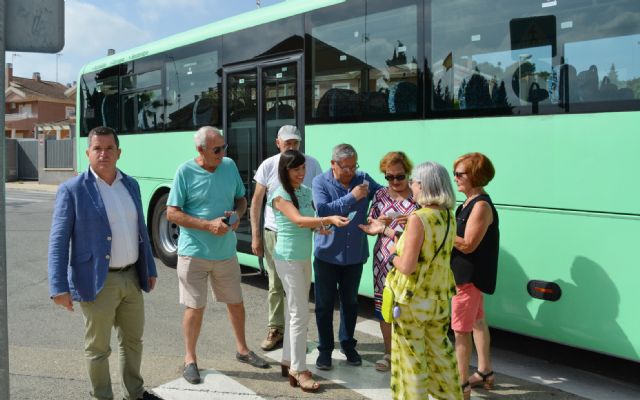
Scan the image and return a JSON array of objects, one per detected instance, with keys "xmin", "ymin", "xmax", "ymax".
[
  {"xmin": 153, "ymin": 369, "xmax": 265, "ymax": 400},
  {"xmin": 264, "ymin": 341, "xmax": 392, "ymax": 400}
]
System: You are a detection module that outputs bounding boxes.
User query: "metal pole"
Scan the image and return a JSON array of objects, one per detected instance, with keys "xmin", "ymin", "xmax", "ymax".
[{"xmin": 0, "ymin": 0, "xmax": 10, "ymax": 396}]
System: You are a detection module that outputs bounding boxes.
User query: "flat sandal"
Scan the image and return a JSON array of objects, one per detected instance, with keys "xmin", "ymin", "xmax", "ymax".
[{"xmin": 469, "ymin": 370, "xmax": 495, "ymax": 389}]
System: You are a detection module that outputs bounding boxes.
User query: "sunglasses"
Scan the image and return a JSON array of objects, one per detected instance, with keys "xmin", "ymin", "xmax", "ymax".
[
  {"xmin": 207, "ymin": 144, "xmax": 228, "ymax": 154},
  {"xmin": 384, "ymin": 174, "xmax": 406, "ymax": 182},
  {"xmin": 453, "ymin": 171, "xmax": 467, "ymax": 178}
]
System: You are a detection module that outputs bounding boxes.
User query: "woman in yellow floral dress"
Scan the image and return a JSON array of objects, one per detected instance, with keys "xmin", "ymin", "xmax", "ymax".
[{"xmin": 362, "ymin": 161, "xmax": 462, "ymax": 399}]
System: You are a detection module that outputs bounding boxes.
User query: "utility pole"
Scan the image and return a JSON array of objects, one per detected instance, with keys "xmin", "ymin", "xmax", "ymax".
[
  {"xmin": 56, "ymin": 53, "xmax": 63, "ymax": 82},
  {"xmin": 1, "ymin": 1, "xmax": 65, "ymax": 398}
]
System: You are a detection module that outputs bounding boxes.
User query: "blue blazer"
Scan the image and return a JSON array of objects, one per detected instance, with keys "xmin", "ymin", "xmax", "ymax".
[{"xmin": 48, "ymin": 169, "xmax": 158, "ymax": 302}]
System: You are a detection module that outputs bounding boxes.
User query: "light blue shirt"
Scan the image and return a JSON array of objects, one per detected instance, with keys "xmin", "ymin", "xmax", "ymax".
[
  {"xmin": 167, "ymin": 158, "xmax": 245, "ymax": 260},
  {"xmin": 268, "ymin": 185, "xmax": 315, "ymax": 261}
]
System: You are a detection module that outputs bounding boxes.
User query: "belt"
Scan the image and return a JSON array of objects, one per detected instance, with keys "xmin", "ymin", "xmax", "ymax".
[
  {"xmin": 264, "ymin": 227, "xmax": 277, "ymax": 233},
  {"xmin": 108, "ymin": 264, "xmax": 134, "ymax": 272}
]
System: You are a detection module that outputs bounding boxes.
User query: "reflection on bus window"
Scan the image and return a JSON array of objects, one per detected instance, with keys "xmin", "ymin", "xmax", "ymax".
[
  {"xmin": 430, "ymin": 0, "xmax": 640, "ymax": 115},
  {"xmin": 80, "ymin": 69, "xmax": 119, "ymax": 135},
  {"xmin": 120, "ymin": 89, "xmax": 163, "ymax": 132},
  {"xmin": 565, "ymin": 34, "xmax": 640, "ymax": 102},
  {"xmin": 309, "ymin": 0, "xmax": 419, "ymax": 122},
  {"xmin": 165, "ymin": 50, "xmax": 220, "ymax": 130},
  {"xmin": 366, "ymin": 2, "xmax": 419, "ymax": 116}
]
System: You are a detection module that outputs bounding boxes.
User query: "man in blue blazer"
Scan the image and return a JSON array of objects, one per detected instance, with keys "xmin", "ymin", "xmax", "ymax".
[{"xmin": 48, "ymin": 126, "xmax": 161, "ymax": 400}]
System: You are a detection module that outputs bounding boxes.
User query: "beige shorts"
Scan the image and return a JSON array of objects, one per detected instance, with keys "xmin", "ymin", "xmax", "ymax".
[{"xmin": 177, "ymin": 255, "xmax": 243, "ymax": 308}]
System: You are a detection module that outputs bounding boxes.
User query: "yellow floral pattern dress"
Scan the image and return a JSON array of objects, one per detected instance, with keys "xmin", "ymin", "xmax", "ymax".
[{"xmin": 387, "ymin": 207, "xmax": 462, "ymax": 400}]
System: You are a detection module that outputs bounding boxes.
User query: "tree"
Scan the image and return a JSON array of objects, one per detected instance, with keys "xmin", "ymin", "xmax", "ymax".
[
  {"xmin": 464, "ymin": 74, "xmax": 491, "ymax": 108},
  {"xmin": 607, "ymin": 64, "xmax": 621, "ymax": 86}
]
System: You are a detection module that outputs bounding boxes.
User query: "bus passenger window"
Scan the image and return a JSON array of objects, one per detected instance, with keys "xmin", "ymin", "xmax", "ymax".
[{"xmin": 165, "ymin": 48, "xmax": 221, "ymax": 130}]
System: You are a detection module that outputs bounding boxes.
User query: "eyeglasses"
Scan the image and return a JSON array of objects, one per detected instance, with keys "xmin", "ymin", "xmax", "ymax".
[
  {"xmin": 385, "ymin": 174, "xmax": 406, "ymax": 182},
  {"xmin": 453, "ymin": 171, "xmax": 467, "ymax": 178},
  {"xmin": 334, "ymin": 161, "xmax": 359, "ymax": 172},
  {"xmin": 205, "ymin": 144, "xmax": 228, "ymax": 154}
]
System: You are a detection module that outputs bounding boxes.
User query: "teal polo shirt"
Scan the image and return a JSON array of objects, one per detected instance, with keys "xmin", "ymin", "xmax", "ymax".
[
  {"xmin": 167, "ymin": 158, "xmax": 245, "ymax": 260},
  {"xmin": 268, "ymin": 185, "xmax": 314, "ymax": 261}
]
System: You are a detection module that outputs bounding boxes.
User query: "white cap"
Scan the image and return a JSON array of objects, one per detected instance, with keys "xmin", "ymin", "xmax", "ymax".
[{"xmin": 277, "ymin": 125, "xmax": 302, "ymax": 141}]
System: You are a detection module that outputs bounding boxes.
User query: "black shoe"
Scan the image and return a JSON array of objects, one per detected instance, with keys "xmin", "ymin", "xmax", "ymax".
[
  {"xmin": 342, "ymin": 348, "xmax": 362, "ymax": 366},
  {"xmin": 124, "ymin": 391, "xmax": 164, "ymax": 400},
  {"xmin": 236, "ymin": 350, "xmax": 269, "ymax": 368},
  {"xmin": 315, "ymin": 352, "xmax": 332, "ymax": 370},
  {"xmin": 183, "ymin": 362, "xmax": 201, "ymax": 384},
  {"xmin": 140, "ymin": 391, "xmax": 163, "ymax": 400}
]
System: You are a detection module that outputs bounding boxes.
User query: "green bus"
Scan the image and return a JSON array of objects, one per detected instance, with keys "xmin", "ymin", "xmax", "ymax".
[{"xmin": 76, "ymin": 0, "xmax": 640, "ymax": 362}]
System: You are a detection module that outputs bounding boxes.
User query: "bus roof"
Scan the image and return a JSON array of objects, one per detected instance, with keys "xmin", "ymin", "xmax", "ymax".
[{"xmin": 80, "ymin": 0, "xmax": 344, "ymax": 75}]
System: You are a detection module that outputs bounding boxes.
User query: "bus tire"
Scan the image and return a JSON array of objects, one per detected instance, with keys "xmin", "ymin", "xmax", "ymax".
[{"xmin": 151, "ymin": 192, "xmax": 178, "ymax": 268}]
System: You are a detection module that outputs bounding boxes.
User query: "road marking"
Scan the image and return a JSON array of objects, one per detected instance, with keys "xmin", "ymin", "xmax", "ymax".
[
  {"xmin": 356, "ymin": 319, "xmax": 382, "ymax": 338},
  {"xmin": 6, "ymin": 196, "xmax": 47, "ymax": 203},
  {"xmin": 355, "ymin": 320, "xmax": 640, "ymax": 400},
  {"xmin": 265, "ymin": 341, "xmax": 392, "ymax": 400},
  {"xmin": 153, "ymin": 369, "xmax": 265, "ymax": 400}
]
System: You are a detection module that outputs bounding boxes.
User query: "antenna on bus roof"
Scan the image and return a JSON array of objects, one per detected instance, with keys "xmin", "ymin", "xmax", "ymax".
[{"xmin": 256, "ymin": 0, "xmax": 260, "ymax": 8}]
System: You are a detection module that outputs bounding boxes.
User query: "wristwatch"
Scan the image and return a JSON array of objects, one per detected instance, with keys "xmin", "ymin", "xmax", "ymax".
[{"xmin": 388, "ymin": 253, "xmax": 397, "ymax": 266}]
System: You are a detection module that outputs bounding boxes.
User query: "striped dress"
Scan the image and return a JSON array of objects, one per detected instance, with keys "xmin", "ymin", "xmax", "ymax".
[{"xmin": 369, "ymin": 187, "xmax": 418, "ymax": 320}]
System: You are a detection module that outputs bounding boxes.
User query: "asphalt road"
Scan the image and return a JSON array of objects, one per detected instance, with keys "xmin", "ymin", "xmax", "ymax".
[{"xmin": 4, "ymin": 186, "xmax": 640, "ymax": 399}]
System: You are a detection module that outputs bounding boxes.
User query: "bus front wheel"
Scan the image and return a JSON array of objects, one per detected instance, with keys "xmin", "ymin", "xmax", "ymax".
[{"xmin": 151, "ymin": 193, "xmax": 179, "ymax": 268}]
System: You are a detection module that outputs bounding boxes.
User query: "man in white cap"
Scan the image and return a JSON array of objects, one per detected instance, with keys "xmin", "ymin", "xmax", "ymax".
[{"xmin": 250, "ymin": 125, "xmax": 323, "ymax": 350}]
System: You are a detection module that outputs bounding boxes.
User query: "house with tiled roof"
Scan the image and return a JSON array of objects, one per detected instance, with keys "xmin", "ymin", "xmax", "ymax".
[{"xmin": 4, "ymin": 63, "xmax": 75, "ymax": 139}]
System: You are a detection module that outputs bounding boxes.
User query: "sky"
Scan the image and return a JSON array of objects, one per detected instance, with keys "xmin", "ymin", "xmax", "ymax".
[{"xmin": 5, "ymin": 0, "xmax": 284, "ymax": 86}]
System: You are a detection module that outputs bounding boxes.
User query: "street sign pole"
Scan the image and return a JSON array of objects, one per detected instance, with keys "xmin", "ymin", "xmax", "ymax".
[
  {"xmin": 0, "ymin": 0, "xmax": 10, "ymax": 395},
  {"xmin": 1, "ymin": 1, "xmax": 64, "ymax": 398}
]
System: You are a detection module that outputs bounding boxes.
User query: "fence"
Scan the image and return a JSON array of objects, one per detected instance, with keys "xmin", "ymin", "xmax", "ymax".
[
  {"xmin": 16, "ymin": 139, "xmax": 38, "ymax": 180},
  {"xmin": 45, "ymin": 139, "xmax": 74, "ymax": 168}
]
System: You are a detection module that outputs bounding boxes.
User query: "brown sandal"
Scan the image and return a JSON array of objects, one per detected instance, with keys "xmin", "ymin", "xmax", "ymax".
[
  {"xmin": 461, "ymin": 381, "xmax": 471, "ymax": 400},
  {"xmin": 280, "ymin": 362, "xmax": 290, "ymax": 378},
  {"xmin": 289, "ymin": 369, "xmax": 320, "ymax": 392},
  {"xmin": 469, "ymin": 370, "xmax": 495, "ymax": 389}
]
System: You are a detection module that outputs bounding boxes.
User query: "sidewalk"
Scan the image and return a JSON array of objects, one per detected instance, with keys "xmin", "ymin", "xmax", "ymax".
[{"xmin": 5, "ymin": 181, "xmax": 58, "ymax": 192}]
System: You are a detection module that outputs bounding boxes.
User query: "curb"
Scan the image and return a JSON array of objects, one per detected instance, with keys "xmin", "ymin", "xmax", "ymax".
[{"xmin": 5, "ymin": 181, "xmax": 59, "ymax": 192}]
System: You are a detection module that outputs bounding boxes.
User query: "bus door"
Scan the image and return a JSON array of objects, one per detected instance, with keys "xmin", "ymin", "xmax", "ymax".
[{"xmin": 223, "ymin": 54, "xmax": 303, "ymax": 253}]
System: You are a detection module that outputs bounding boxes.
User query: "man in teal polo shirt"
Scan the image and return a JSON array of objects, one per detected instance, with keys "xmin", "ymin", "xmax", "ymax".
[{"xmin": 167, "ymin": 126, "xmax": 268, "ymax": 385}]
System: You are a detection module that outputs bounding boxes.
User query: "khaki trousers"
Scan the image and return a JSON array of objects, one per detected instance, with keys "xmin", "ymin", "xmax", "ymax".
[
  {"xmin": 263, "ymin": 229, "xmax": 285, "ymax": 331},
  {"xmin": 80, "ymin": 268, "xmax": 145, "ymax": 400}
]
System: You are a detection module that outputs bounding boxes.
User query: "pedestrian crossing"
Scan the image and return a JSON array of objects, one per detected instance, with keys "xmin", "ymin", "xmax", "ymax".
[
  {"xmin": 265, "ymin": 344, "xmax": 392, "ymax": 400},
  {"xmin": 152, "ymin": 341, "xmax": 393, "ymax": 400},
  {"xmin": 153, "ymin": 370, "xmax": 265, "ymax": 400},
  {"xmin": 151, "ymin": 320, "xmax": 394, "ymax": 400},
  {"xmin": 149, "ymin": 318, "xmax": 640, "ymax": 400}
]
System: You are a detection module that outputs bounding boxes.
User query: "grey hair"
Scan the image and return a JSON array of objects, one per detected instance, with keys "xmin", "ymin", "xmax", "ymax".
[
  {"xmin": 194, "ymin": 126, "xmax": 222, "ymax": 148},
  {"xmin": 332, "ymin": 143, "xmax": 357, "ymax": 161},
  {"xmin": 412, "ymin": 161, "xmax": 455, "ymax": 209}
]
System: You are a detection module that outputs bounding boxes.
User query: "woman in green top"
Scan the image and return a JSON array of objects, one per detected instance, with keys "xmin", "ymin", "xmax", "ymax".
[
  {"xmin": 269, "ymin": 150, "xmax": 349, "ymax": 393},
  {"xmin": 361, "ymin": 161, "xmax": 462, "ymax": 400}
]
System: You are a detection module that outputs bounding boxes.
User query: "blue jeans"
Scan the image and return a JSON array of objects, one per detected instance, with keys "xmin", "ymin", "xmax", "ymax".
[{"xmin": 313, "ymin": 258, "xmax": 363, "ymax": 355}]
